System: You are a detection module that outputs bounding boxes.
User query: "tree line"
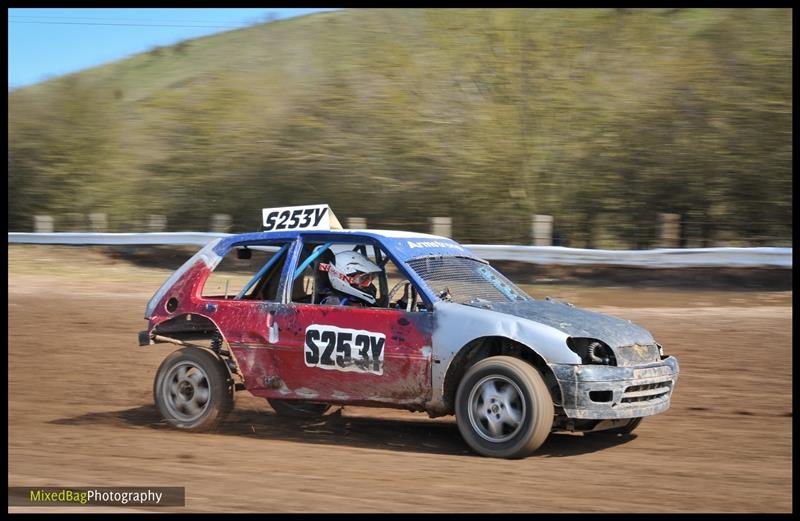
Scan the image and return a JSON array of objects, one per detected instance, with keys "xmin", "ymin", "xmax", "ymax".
[{"xmin": 8, "ymin": 9, "xmax": 792, "ymax": 247}]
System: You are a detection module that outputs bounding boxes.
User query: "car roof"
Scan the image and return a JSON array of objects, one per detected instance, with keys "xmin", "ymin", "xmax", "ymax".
[{"xmin": 213, "ymin": 229, "xmax": 479, "ymax": 263}]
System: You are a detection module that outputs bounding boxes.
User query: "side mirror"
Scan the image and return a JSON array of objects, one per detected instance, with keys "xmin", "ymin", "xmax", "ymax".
[{"xmin": 236, "ymin": 248, "xmax": 252, "ymax": 260}]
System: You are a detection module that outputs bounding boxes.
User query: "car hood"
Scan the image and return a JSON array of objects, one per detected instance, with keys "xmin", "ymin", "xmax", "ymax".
[{"xmin": 468, "ymin": 298, "xmax": 655, "ymax": 347}]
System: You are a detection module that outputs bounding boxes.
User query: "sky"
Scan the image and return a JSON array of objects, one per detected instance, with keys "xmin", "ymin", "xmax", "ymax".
[{"xmin": 7, "ymin": 8, "xmax": 340, "ymax": 89}]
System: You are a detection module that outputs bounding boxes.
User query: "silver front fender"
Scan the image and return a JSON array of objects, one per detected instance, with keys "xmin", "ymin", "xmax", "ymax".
[{"xmin": 426, "ymin": 301, "xmax": 580, "ymax": 413}]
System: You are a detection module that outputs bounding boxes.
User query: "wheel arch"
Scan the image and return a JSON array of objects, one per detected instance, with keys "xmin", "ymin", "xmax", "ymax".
[
  {"xmin": 440, "ymin": 336, "xmax": 562, "ymax": 416},
  {"xmin": 151, "ymin": 312, "xmax": 219, "ymax": 341},
  {"xmin": 150, "ymin": 313, "xmax": 242, "ymax": 382}
]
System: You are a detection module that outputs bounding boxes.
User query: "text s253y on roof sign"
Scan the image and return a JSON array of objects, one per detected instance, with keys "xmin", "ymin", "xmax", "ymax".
[{"xmin": 262, "ymin": 204, "xmax": 343, "ymax": 232}]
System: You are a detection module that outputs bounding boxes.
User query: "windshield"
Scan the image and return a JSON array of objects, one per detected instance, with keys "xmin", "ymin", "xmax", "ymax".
[{"xmin": 406, "ymin": 256, "xmax": 531, "ymax": 305}]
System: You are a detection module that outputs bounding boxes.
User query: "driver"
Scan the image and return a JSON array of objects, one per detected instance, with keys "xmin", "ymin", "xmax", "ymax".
[{"xmin": 319, "ymin": 251, "xmax": 382, "ymax": 307}]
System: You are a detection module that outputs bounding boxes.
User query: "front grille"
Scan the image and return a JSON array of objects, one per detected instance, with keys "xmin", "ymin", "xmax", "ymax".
[{"xmin": 621, "ymin": 380, "xmax": 672, "ymax": 403}]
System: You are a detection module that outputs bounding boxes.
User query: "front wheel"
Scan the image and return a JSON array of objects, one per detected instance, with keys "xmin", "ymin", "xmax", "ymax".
[
  {"xmin": 267, "ymin": 398, "xmax": 331, "ymax": 418},
  {"xmin": 455, "ymin": 356, "xmax": 554, "ymax": 459},
  {"xmin": 153, "ymin": 347, "xmax": 234, "ymax": 431}
]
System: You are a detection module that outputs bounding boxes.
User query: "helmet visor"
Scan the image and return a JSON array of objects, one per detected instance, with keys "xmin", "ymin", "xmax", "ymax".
[{"xmin": 351, "ymin": 272, "xmax": 375, "ymax": 288}]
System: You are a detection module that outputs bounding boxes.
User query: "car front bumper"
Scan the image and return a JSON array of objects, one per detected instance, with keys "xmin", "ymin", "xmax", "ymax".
[{"xmin": 549, "ymin": 356, "xmax": 679, "ymax": 420}]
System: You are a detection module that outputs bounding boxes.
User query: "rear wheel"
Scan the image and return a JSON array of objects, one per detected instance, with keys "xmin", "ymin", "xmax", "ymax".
[
  {"xmin": 153, "ymin": 347, "xmax": 234, "ymax": 431},
  {"xmin": 267, "ymin": 398, "xmax": 331, "ymax": 418},
  {"xmin": 455, "ymin": 356, "xmax": 554, "ymax": 459}
]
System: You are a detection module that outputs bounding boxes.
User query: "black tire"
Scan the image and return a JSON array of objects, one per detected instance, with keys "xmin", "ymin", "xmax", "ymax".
[
  {"xmin": 267, "ymin": 398, "xmax": 331, "ymax": 418},
  {"xmin": 153, "ymin": 347, "xmax": 234, "ymax": 431},
  {"xmin": 593, "ymin": 417, "xmax": 642, "ymax": 435},
  {"xmin": 455, "ymin": 356, "xmax": 554, "ymax": 459}
]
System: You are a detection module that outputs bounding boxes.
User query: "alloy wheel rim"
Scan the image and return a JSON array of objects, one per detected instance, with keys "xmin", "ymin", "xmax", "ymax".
[
  {"xmin": 163, "ymin": 361, "xmax": 211, "ymax": 422},
  {"xmin": 467, "ymin": 375, "xmax": 527, "ymax": 443}
]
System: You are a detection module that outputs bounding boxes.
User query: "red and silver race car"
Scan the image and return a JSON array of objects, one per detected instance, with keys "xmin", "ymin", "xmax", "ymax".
[{"xmin": 139, "ymin": 204, "xmax": 679, "ymax": 459}]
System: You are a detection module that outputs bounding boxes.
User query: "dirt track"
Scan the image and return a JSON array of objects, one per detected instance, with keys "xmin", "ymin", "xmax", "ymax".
[{"xmin": 8, "ymin": 247, "xmax": 792, "ymax": 512}]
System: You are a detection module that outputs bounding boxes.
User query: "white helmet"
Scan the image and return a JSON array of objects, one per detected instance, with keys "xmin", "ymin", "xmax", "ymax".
[{"xmin": 323, "ymin": 250, "xmax": 382, "ymax": 304}]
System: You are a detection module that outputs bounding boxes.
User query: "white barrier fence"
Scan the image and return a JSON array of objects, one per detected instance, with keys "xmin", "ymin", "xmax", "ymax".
[
  {"xmin": 9, "ymin": 232, "xmax": 229, "ymax": 246},
  {"xmin": 466, "ymin": 244, "xmax": 792, "ymax": 268},
  {"xmin": 8, "ymin": 232, "xmax": 792, "ymax": 268}
]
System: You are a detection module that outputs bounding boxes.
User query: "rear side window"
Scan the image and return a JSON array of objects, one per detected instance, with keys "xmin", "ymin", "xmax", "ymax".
[
  {"xmin": 146, "ymin": 238, "xmax": 223, "ymax": 318},
  {"xmin": 202, "ymin": 242, "xmax": 291, "ymax": 301}
]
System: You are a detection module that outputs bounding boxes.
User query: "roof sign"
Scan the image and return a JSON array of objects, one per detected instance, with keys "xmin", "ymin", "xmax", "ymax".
[{"xmin": 262, "ymin": 204, "xmax": 342, "ymax": 232}]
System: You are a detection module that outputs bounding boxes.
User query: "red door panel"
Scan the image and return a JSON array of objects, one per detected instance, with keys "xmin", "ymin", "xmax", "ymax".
[{"xmin": 268, "ymin": 304, "xmax": 433, "ymax": 407}]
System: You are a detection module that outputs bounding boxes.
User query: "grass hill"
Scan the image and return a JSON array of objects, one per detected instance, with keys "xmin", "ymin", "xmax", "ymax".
[{"xmin": 8, "ymin": 8, "xmax": 792, "ymax": 247}]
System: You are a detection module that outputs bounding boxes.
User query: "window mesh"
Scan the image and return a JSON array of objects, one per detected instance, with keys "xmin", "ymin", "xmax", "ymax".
[{"xmin": 406, "ymin": 256, "xmax": 529, "ymax": 304}]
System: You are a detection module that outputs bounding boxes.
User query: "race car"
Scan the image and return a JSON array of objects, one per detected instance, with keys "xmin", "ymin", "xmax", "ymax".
[{"xmin": 139, "ymin": 204, "xmax": 679, "ymax": 459}]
